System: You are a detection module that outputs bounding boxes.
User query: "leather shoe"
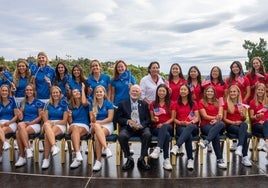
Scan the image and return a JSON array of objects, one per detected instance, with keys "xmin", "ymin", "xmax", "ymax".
[
  {"xmin": 137, "ymin": 158, "xmax": 151, "ymax": 170},
  {"xmin": 122, "ymin": 157, "xmax": 134, "ymax": 170}
]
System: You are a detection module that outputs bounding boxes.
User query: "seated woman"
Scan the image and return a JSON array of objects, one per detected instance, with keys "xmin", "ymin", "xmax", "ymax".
[
  {"xmin": 149, "ymin": 84, "xmax": 175, "ymax": 171},
  {"xmin": 249, "ymin": 83, "xmax": 268, "ymax": 152},
  {"xmin": 0, "ymin": 85, "xmax": 18, "ymax": 163},
  {"xmin": 170, "ymin": 84, "xmax": 199, "ymax": 170},
  {"xmin": 198, "ymin": 85, "xmax": 227, "ymax": 169},
  {"xmin": 68, "ymin": 83, "xmax": 90, "ymax": 168},
  {"xmin": 41, "ymin": 86, "xmax": 68, "ymax": 169},
  {"xmin": 89, "ymin": 85, "xmax": 114, "ymax": 171},
  {"xmin": 223, "ymin": 85, "xmax": 251, "ymax": 167},
  {"xmin": 15, "ymin": 84, "xmax": 44, "ymax": 167}
]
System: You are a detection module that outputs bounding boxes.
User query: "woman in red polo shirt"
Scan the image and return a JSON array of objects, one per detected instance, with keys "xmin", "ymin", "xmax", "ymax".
[
  {"xmin": 223, "ymin": 85, "xmax": 252, "ymax": 167},
  {"xmin": 249, "ymin": 83, "xmax": 268, "ymax": 152}
]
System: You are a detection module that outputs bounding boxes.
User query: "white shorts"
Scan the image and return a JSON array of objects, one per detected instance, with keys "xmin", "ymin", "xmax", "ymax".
[
  {"xmin": 29, "ymin": 123, "xmax": 41, "ymax": 134},
  {"xmin": 70, "ymin": 123, "xmax": 89, "ymax": 133},
  {"xmin": 51, "ymin": 120, "xmax": 66, "ymax": 134},
  {"xmin": 15, "ymin": 97, "xmax": 24, "ymax": 108},
  {"xmin": 0, "ymin": 120, "xmax": 17, "ymax": 132},
  {"xmin": 101, "ymin": 122, "xmax": 114, "ymax": 135}
]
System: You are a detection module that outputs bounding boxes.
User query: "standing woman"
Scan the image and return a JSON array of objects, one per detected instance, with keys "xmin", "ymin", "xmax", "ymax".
[
  {"xmin": 87, "ymin": 60, "xmax": 111, "ymax": 102},
  {"xmin": 223, "ymin": 85, "xmax": 252, "ymax": 167},
  {"xmin": 140, "ymin": 61, "xmax": 165, "ymax": 104},
  {"xmin": 149, "ymin": 84, "xmax": 175, "ymax": 170},
  {"xmin": 30, "ymin": 52, "xmax": 55, "ymax": 102},
  {"xmin": 225, "ymin": 61, "xmax": 250, "ymax": 103},
  {"xmin": 168, "ymin": 63, "xmax": 187, "ymax": 102},
  {"xmin": 67, "ymin": 83, "xmax": 90, "ymax": 168},
  {"xmin": 170, "ymin": 84, "xmax": 199, "ymax": 170},
  {"xmin": 68, "ymin": 65, "xmax": 87, "ymax": 96},
  {"xmin": 12, "ymin": 59, "xmax": 31, "ymax": 103},
  {"xmin": 187, "ymin": 66, "xmax": 202, "ymax": 103},
  {"xmin": 111, "ymin": 60, "xmax": 136, "ymax": 107},
  {"xmin": 205, "ymin": 66, "xmax": 227, "ymax": 102},
  {"xmin": 0, "ymin": 85, "xmax": 18, "ymax": 163},
  {"xmin": 41, "ymin": 86, "xmax": 68, "ymax": 169},
  {"xmin": 249, "ymin": 83, "xmax": 268, "ymax": 152},
  {"xmin": 246, "ymin": 57, "xmax": 268, "ymax": 102},
  {"xmin": 89, "ymin": 85, "xmax": 114, "ymax": 171},
  {"xmin": 53, "ymin": 62, "xmax": 71, "ymax": 99},
  {"xmin": 198, "ymin": 85, "xmax": 227, "ymax": 169},
  {"xmin": 15, "ymin": 84, "xmax": 44, "ymax": 167}
]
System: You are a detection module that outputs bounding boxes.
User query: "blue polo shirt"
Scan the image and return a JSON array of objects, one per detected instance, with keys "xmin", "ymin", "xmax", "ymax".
[
  {"xmin": 89, "ymin": 99, "xmax": 114, "ymax": 121},
  {"xmin": 35, "ymin": 66, "xmax": 55, "ymax": 99},
  {"xmin": 71, "ymin": 104, "xmax": 90, "ymax": 126},
  {"xmin": 22, "ymin": 99, "xmax": 44, "ymax": 122},
  {"xmin": 54, "ymin": 74, "xmax": 71, "ymax": 97},
  {"xmin": 15, "ymin": 77, "xmax": 29, "ymax": 97},
  {"xmin": 0, "ymin": 97, "xmax": 17, "ymax": 120},
  {"xmin": 47, "ymin": 102, "xmax": 68, "ymax": 120},
  {"xmin": 68, "ymin": 78, "xmax": 83, "ymax": 92},
  {"xmin": 111, "ymin": 74, "xmax": 136, "ymax": 106},
  {"xmin": 86, "ymin": 73, "xmax": 111, "ymax": 96}
]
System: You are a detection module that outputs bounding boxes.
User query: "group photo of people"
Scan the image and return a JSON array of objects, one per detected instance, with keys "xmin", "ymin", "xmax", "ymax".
[{"xmin": 0, "ymin": 52, "xmax": 268, "ymax": 173}]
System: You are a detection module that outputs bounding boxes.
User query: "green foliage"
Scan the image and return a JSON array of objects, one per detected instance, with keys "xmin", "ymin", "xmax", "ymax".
[{"xmin": 243, "ymin": 38, "xmax": 268, "ymax": 71}]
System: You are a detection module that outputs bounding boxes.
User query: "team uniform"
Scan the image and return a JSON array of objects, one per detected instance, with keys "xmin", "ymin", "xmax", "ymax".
[
  {"xmin": 169, "ymin": 79, "xmax": 187, "ymax": 102},
  {"xmin": 225, "ymin": 77, "xmax": 250, "ymax": 102},
  {"xmin": 69, "ymin": 104, "xmax": 90, "ymax": 132},
  {"xmin": 0, "ymin": 97, "xmax": 18, "ymax": 132}
]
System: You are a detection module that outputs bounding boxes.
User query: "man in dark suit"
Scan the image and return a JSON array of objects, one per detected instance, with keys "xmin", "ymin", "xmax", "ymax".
[{"xmin": 117, "ymin": 84, "xmax": 152, "ymax": 170}]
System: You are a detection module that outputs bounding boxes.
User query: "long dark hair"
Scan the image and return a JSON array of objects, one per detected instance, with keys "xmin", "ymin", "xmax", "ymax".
[
  {"xmin": 210, "ymin": 66, "xmax": 225, "ymax": 85},
  {"xmin": 177, "ymin": 84, "xmax": 194, "ymax": 110},
  {"xmin": 168, "ymin": 63, "xmax": 185, "ymax": 81},
  {"xmin": 187, "ymin": 66, "xmax": 202, "ymax": 86},
  {"xmin": 153, "ymin": 84, "xmax": 171, "ymax": 113},
  {"xmin": 228, "ymin": 61, "xmax": 244, "ymax": 85},
  {"xmin": 54, "ymin": 61, "xmax": 69, "ymax": 85}
]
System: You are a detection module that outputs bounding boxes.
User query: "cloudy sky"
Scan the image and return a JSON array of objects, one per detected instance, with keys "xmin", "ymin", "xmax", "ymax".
[{"xmin": 1, "ymin": 0, "xmax": 268, "ymax": 75}]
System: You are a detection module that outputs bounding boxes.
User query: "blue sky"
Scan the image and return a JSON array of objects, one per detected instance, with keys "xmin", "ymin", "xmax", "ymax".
[{"xmin": 1, "ymin": 0, "xmax": 268, "ymax": 75}]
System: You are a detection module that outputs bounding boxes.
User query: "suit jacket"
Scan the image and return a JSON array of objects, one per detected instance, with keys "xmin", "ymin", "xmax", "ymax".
[{"xmin": 117, "ymin": 99, "xmax": 151, "ymax": 129}]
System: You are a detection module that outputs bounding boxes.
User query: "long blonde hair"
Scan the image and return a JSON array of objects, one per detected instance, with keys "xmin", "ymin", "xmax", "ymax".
[
  {"xmin": 226, "ymin": 85, "xmax": 242, "ymax": 114},
  {"xmin": 92, "ymin": 85, "xmax": 107, "ymax": 113},
  {"xmin": 20, "ymin": 83, "xmax": 37, "ymax": 111},
  {"xmin": 47, "ymin": 86, "xmax": 63, "ymax": 105},
  {"xmin": 0, "ymin": 85, "xmax": 11, "ymax": 102},
  {"xmin": 13, "ymin": 59, "xmax": 30, "ymax": 86},
  {"xmin": 253, "ymin": 82, "xmax": 268, "ymax": 107},
  {"xmin": 202, "ymin": 85, "xmax": 219, "ymax": 108}
]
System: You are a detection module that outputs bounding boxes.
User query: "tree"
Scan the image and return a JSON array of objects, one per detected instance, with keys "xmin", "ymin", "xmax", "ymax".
[{"xmin": 243, "ymin": 38, "xmax": 268, "ymax": 71}]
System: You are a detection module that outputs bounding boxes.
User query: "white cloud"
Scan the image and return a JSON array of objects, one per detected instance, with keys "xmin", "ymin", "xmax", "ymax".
[{"xmin": 0, "ymin": 0, "xmax": 267, "ymax": 75}]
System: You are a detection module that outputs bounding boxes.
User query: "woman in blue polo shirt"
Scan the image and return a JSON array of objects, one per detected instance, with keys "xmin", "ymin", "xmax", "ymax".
[
  {"xmin": 86, "ymin": 59, "xmax": 111, "ymax": 101},
  {"xmin": 67, "ymin": 82, "xmax": 90, "ymax": 168},
  {"xmin": 30, "ymin": 52, "xmax": 55, "ymax": 102},
  {"xmin": 0, "ymin": 85, "xmax": 18, "ymax": 163},
  {"xmin": 15, "ymin": 84, "xmax": 44, "ymax": 167},
  {"xmin": 41, "ymin": 86, "xmax": 68, "ymax": 169},
  {"xmin": 67, "ymin": 65, "xmax": 87, "ymax": 96},
  {"xmin": 89, "ymin": 85, "xmax": 114, "ymax": 171},
  {"xmin": 53, "ymin": 62, "xmax": 71, "ymax": 99},
  {"xmin": 111, "ymin": 60, "xmax": 136, "ymax": 107}
]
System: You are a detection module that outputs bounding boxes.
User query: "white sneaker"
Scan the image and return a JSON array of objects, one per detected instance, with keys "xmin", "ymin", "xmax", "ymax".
[
  {"xmin": 130, "ymin": 145, "xmax": 134, "ymax": 155},
  {"xmin": 92, "ymin": 160, "xmax": 102, "ymax": 171},
  {"xmin": 207, "ymin": 143, "xmax": 213, "ymax": 152},
  {"xmin": 235, "ymin": 145, "xmax": 243, "ymax": 157},
  {"xmin": 105, "ymin": 148, "xmax": 112, "ymax": 158},
  {"xmin": 42, "ymin": 159, "xmax": 50, "ymax": 169},
  {"xmin": 39, "ymin": 142, "xmax": 44, "ymax": 152},
  {"xmin": 178, "ymin": 146, "xmax": 184, "ymax": 154},
  {"xmin": 70, "ymin": 158, "xmax": 81, "ymax": 168},
  {"xmin": 230, "ymin": 142, "xmax": 238, "ymax": 151},
  {"xmin": 217, "ymin": 159, "xmax": 227, "ymax": 169},
  {"xmin": 3, "ymin": 141, "xmax": 11, "ymax": 151},
  {"xmin": 170, "ymin": 145, "xmax": 178, "ymax": 155},
  {"xmin": 0, "ymin": 156, "xmax": 2, "ymax": 163},
  {"xmin": 51, "ymin": 145, "xmax": 60, "ymax": 156},
  {"xmin": 263, "ymin": 143, "xmax": 268, "ymax": 153},
  {"xmin": 15, "ymin": 157, "xmax": 26, "ymax": 167},
  {"xmin": 242, "ymin": 156, "xmax": 252, "ymax": 167},
  {"xmin": 198, "ymin": 140, "xmax": 209, "ymax": 149},
  {"xmin": 187, "ymin": 159, "xmax": 194, "ymax": 170},
  {"xmin": 14, "ymin": 140, "xmax": 18, "ymax": 150},
  {"xmin": 149, "ymin": 147, "xmax": 160, "ymax": 159},
  {"xmin": 26, "ymin": 148, "xmax": 33, "ymax": 158},
  {"xmin": 163, "ymin": 158, "xmax": 172, "ymax": 170},
  {"xmin": 257, "ymin": 143, "xmax": 263, "ymax": 150},
  {"xmin": 76, "ymin": 151, "xmax": 83, "ymax": 161}
]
